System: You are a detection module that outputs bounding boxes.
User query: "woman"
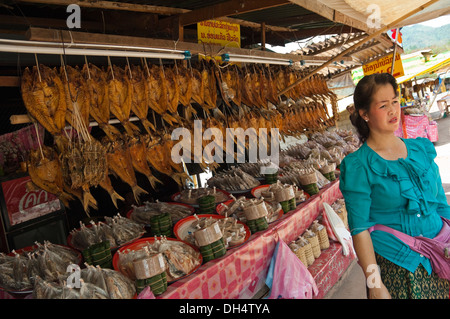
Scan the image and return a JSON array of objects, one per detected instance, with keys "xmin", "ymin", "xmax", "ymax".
[{"xmin": 339, "ymin": 73, "xmax": 450, "ymax": 299}]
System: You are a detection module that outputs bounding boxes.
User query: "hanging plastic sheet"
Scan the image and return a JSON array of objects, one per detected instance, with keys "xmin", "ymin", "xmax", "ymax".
[{"xmin": 265, "ymin": 239, "xmax": 318, "ymax": 299}]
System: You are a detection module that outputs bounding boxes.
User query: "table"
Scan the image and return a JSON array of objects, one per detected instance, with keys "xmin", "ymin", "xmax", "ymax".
[
  {"xmin": 0, "ymin": 180, "xmax": 353, "ymax": 299},
  {"xmin": 159, "ymin": 180, "xmax": 354, "ymax": 299}
]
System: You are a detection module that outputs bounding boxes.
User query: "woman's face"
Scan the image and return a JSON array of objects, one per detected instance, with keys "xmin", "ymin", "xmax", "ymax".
[{"xmin": 359, "ymin": 83, "xmax": 400, "ymax": 135}]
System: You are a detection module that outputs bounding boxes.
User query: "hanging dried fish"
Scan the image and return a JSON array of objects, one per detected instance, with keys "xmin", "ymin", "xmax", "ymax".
[
  {"xmin": 21, "ymin": 65, "xmax": 67, "ymax": 136},
  {"xmin": 202, "ymin": 61, "xmax": 217, "ymax": 110},
  {"xmin": 175, "ymin": 62, "xmax": 197, "ymax": 119},
  {"xmin": 60, "ymin": 65, "xmax": 90, "ymax": 134},
  {"xmin": 145, "ymin": 64, "xmax": 178, "ymax": 126},
  {"xmin": 127, "ymin": 135, "xmax": 162, "ymax": 189},
  {"xmin": 27, "ymin": 145, "xmax": 74, "ymax": 207},
  {"xmin": 128, "ymin": 64, "xmax": 155, "ymax": 134},
  {"xmin": 107, "ymin": 64, "xmax": 139, "ymax": 136},
  {"xmin": 83, "ymin": 63, "xmax": 121, "ymax": 140},
  {"xmin": 104, "ymin": 136, "xmax": 148, "ymax": 204}
]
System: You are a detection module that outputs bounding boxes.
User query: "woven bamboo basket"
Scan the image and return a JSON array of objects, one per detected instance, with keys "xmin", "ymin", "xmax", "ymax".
[
  {"xmin": 304, "ymin": 230, "xmax": 321, "ymax": 259},
  {"xmin": 310, "ymin": 220, "xmax": 330, "ymax": 250},
  {"xmin": 336, "ymin": 207, "xmax": 348, "ymax": 229},
  {"xmin": 296, "ymin": 237, "xmax": 315, "ymax": 266},
  {"xmin": 333, "ymin": 199, "xmax": 348, "ymax": 229},
  {"xmin": 289, "ymin": 243, "xmax": 308, "ymax": 267}
]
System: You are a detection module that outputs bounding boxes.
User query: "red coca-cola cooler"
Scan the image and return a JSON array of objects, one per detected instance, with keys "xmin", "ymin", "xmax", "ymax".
[{"xmin": 0, "ymin": 172, "xmax": 69, "ymax": 253}]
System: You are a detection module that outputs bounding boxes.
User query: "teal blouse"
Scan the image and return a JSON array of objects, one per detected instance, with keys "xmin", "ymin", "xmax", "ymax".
[{"xmin": 339, "ymin": 137, "xmax": 450, "ymax": 274}]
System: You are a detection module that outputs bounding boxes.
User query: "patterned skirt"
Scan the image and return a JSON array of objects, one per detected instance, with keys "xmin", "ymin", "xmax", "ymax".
[{"xmin": 375, "ymin": 253, "xmax": 449, "ymax": 299}]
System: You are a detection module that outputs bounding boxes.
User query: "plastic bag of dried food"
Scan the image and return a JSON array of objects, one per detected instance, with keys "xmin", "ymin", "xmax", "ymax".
[
  {"xmin": 106, "ymin": 214, "xmax": 143, "ymax": 245},
  {"xmin": 78, "ymin": 279, "xmax": 109, "ymax": 299},
  {"xmin": 70, "ymin": 221, "xmax": 98, "ymax": 250},
  {"xmin": 90, "ymin": 222, "xmax": 117, "ymax": 248},
  {"xmin": 39, "ymin": 242, "xmax": 79, "ymax": 265},
  {"xmin": 81, "ymin": 264, "xmax": 109, "ymax": 293},
  {"xmin": 36, "ymin": 245, "xmax": 68, "ymax": 281},
  {"xmin": 102, "ymin": 268, "xmax": 136, "ymax": 299},
  {"xmin": 33, "ymin": 275, "xmax": 63, "ymax": 299},
  {"xmin": 61, "ymin": 284, "xmax": 81, "ymax": 299},
  {"xmin": 12, "ymin": 253, "xmax": 30, "ymax": 289},
  {"xmin": 0, "ymin": 254, "xmax": 29, "ymax": 291},
  {"xmin": 25, "ymin": 253, "xmax": 40, "ymax": 286}
]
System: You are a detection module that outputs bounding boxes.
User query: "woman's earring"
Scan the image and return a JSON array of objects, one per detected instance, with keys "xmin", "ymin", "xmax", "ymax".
[{"xmin": 364, "ymin": 118, "xmax": 369, "ymax": 122}]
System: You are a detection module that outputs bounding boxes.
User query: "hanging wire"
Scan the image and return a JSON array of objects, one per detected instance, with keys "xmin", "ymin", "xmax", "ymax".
[{"xmin": 34, "ymin": 53, "xmax": 41, "ymax": 82}]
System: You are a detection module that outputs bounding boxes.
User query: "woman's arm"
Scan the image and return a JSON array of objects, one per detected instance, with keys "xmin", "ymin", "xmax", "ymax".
[{"xmin": 353, "ymin": 230, "xmax": 391, "ymax": 299}]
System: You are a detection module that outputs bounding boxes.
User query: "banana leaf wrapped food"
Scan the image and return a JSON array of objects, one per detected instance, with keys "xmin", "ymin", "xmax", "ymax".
[{"xmin": 116, "ymin": 237, "xmax": 201, "ymax": 282}]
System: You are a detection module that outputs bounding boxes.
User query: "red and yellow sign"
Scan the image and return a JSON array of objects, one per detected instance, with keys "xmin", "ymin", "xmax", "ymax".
[
  {"xmin": 197, "ymin": 20, "xmax": 240, "ymax": 48},
  {"xmin": 362, "ymin": 52, "xmax": 405, "ymax": 78}
]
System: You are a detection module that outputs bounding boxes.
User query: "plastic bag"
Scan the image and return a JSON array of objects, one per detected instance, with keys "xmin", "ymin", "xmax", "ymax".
[
  {"xmin": 265, "ymin": 240, "xmax": 318, "ymax": 299},
  {"xmin": 137, "ymin": 286, "xmax": 156, "ymax": 299},
  {"xmin": 323, "ymin": 203, "xmax": 355, "ymax": 257}
]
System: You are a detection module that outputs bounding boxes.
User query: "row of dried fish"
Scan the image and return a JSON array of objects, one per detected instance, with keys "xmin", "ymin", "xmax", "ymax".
[
  {"xmin": 277, "ymin": 163, "xmax": 330, "ymax": 189},
  {"xmin": 21, "ymin": 61, "xmax": 337, "ymax": 140},
  {"xmin": 129, "ymin": 201, "xmax": 194, "ymax": 225},
  {"xmin": 69, "ymin": 214, "xmax": 145, "ymax": 251},
  {"xmin": 26, "ymin": 128, "xmax": 195, "ymax": 214},
  {"xmin": 21, "ymin": 61, "xmax": 338, "ymax": 214},
  {"xmin": 0, "ymin": 241, "xmax": 80, "ymax": 292},
  {"xmin": 281, "ymin": 130, "xmax": 359, "ymax": 167},
  {"xmin": 33, "ymin": 264, "xmax": 136, "ymax": 299},
  {"xmin": 207, "ymin": 167, "xmax": 261, "ymax": 192}
]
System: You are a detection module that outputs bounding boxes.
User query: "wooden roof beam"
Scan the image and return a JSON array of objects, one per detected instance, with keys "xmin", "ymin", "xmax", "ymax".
[
  {"xmin": 16, "ymin": 0, "xmax": 296, "ymax": 33},
  {"xmin": 159, "ymin": 0, "xmax": 290, "ymax": 28},
  {"xmin": 302, "ymin": 32, "xmax": 368, "ymax": 56},
  {"xmin": 288, "ymin": 0, "xmax": 370, "ymax": 32},
  {"xmin": 263, "ymin": 24, "xmax": 363, "ymax": 43},
  {"xmin": 16, "ymin": 0, "xmax": 187, "ymax": 15}
]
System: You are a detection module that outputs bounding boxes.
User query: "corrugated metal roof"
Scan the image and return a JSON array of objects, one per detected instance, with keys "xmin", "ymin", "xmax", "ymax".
[{"xmin": 289, "ymin": 32, "xmax": 400, "ymax": 77}]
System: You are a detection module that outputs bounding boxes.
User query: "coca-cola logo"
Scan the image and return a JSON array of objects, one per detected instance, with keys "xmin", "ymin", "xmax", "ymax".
[
  {"xmin": 2, "ymin": 176, "xmax": 58, "ymax": 215},
  {"xmin": 19, "ymin": 189, "xmax": 52, "ymax": 214}
]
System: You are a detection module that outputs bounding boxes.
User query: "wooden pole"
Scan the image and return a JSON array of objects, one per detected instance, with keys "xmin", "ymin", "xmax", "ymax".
[
  {"xmin": 261, "ymin": 22, "xmax": 266, "ymax": 51},
  {"xmin": 277, "ymin": 0, "xmax": 440, "ymax": 97}
]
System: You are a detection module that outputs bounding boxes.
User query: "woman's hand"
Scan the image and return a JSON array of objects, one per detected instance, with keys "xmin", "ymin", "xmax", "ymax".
[{"xmin": 368, "ymin": 283, "xmax": 391, "ymax": 299}]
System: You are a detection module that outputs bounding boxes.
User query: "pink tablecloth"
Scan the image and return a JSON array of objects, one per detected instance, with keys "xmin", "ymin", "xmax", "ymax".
[
  {"xmin": 159, "ymin": 180, "xmax": 353, "ymax": 299},
  {"xmin": 0, "ymin": 181, "xmax": 352, "ymax": 300},
  {"xmin": 395, "ymin": 114, "xmax": 438, "ymax": 141}
]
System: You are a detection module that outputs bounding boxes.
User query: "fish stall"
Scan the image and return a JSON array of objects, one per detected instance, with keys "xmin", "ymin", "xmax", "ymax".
[{"xmin": 0, "ymin": 10, "xmax": 358, "ymax": 300}]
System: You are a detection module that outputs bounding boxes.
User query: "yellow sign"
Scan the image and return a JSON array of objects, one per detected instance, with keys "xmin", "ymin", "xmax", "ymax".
[
  {"xmin": 197, "ymin": 20, "xmax": 240, "ymax": 48},
  {"xmin": 362, "ymin": 53, "xmax": 405, "ymax": 78}
]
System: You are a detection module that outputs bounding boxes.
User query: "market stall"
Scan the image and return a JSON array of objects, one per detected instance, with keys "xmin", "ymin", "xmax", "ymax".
[
  {"xmin": 0, "ymin": 178, "xmax": 353, "ymax": 299},
  {"xmin": 155, "ymin": 180, "xmax": 351, "ymax": 299},
  {"xmin": 393, "ymin": 56, "xmax": 450, "ymax": 141},
  {"xmin": 0, "ymin": 0, "xmax": 446, "ymax": 301}
]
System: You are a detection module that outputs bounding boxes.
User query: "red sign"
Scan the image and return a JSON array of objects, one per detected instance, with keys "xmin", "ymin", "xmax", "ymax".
[{"xmin": 1, "ymin": 176, "xmax": 61, "ymax": 226}]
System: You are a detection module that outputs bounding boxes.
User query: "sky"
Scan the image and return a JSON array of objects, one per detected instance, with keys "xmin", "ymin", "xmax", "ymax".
[
  {"xmin": 267, "ymin": 14, "xmax": 450, "ymax": 54},
  {"xmin": 418, "ymin": 14, "xmax": 450, "ymax": 27}
]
